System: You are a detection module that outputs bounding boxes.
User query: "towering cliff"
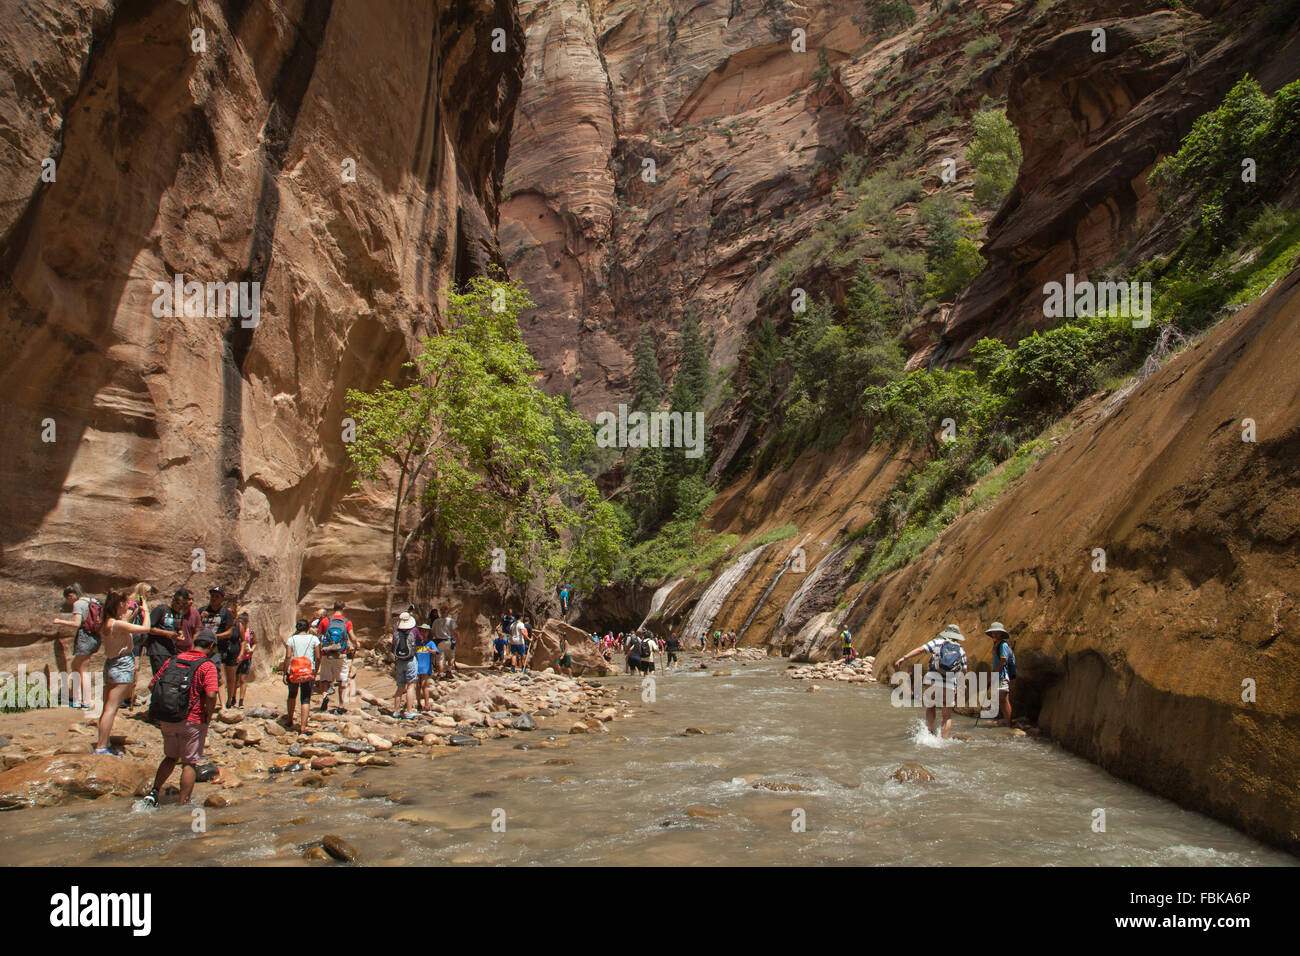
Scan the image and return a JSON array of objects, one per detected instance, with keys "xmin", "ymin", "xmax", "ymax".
[
  {"xmin": 505, "ymin": 0, "xmax": 1300, "ymax": 849},
  {"xmin": 0, "ymin": 0, "xmax": 524, "ymax": 665}
]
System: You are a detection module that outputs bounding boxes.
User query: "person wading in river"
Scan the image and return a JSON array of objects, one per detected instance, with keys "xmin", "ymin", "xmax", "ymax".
[
  {"xmin": 144, "ymin": 629, "xmax": 220, "ymax": 806},
  {"xmin": 895, "ymin": 624, "xmax": 968, "ymax": 739},
  {"xmin": 985, "ymin": 622, "xmax": 1015, "ymax": 728}
]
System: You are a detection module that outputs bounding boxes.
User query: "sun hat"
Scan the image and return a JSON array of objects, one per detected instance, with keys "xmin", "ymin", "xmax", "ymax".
[
  {"xmin": 397, "ymin": 611, "xmax": 417, "ymax": 629},
  {"xmin": 939, "ymin": 623, "xmax": 965, "ymax": 642},
  {"xmin": 985, "ymin": 622, "xmax": 1010, "ymax": 636}
]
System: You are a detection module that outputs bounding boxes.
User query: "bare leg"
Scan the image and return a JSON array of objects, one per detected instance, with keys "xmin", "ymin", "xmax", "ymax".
[
  {"xmin": 925, "ymin": 706, "xmax": 937, "ymax": 736},
  {"xmin": 95, "ymin": 682, "xmax": 131, "ymax": 750},
  {"xmin": 70, "ymin": 654, "xmax": 92, "ymax": 706},
  {"xmin": 177, "ymin": 763, "xmax": 198, "ymax": 804},
  {"xmin": 152, "ymin": 756, "xmax": 177, "ymax": 794},
  {"xmin": 940, "ymin": 706, "xmax": 954, "ymax": 739},
  {"xmin": 999, "ymin": 689, "xmax": 1012, "ymax": 727}
]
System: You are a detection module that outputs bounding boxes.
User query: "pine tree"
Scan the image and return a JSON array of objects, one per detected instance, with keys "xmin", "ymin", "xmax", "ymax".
[{"xmin": 631, "ymin": 328, "xmax": 663, "ymax": 411}]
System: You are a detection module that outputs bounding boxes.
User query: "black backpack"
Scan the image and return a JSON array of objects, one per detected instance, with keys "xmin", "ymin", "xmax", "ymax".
[
  {"xmin": 149, "ymin": 656, "xmax": 200, "ymax": 722},
  {"xmin": 393, "ymin": 627, "xmax": 416, "ymax": 662}
]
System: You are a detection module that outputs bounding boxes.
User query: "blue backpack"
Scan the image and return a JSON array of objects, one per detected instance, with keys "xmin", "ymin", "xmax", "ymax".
[
  {"xmin": 995, "ymin": 640, "xmax": 1017, "ymax": 679},
  {"xmin": 321, "ymin": 617, "xmax": 349, "ymax": 653},
  {"xmin": 934, "ymin": 640, "xmax": 964, "ymax": 673}
]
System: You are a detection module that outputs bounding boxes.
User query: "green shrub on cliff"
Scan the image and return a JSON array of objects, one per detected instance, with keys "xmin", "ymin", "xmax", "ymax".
[
  {"xmin": 1146, "ymin": 76, "xmax": 1300, "ymax": 329},
  {"xmin": 969, "ymin": 106, "xmax": 1022, "ymax": 208}
]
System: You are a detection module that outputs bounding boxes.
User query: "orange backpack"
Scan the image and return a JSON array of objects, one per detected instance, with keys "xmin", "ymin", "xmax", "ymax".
[{"xmin": 287, "ymin": 636, "xmax": 314, "ymax": 683}]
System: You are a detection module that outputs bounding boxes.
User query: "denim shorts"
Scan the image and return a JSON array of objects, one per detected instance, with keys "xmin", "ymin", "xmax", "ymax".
[
  {"xmin": 73, "ymin": 629, "xmax": 101, "ymax": 656},
  {"xmin": 104, "ymin": 652, "xmax": 135, "ymax": 686},
  {"xmin": 394, "ymin": 658, "xmax": 418, "ymax": 687}
]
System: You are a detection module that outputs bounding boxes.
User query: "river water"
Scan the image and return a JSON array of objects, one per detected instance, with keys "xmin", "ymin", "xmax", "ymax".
[{"xmin": 0, "ymin": 658, "xmax": 1292, "ymax": 865}]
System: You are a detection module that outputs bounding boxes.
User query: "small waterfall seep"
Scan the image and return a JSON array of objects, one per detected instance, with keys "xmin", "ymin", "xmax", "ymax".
[
  {"xmin": 681, "ymin": 545, "xmax": 770, "ymax": 639},
  {"xmin": 639, "ymin": 578, "xmax": 683, "ymax": 631},
  {"xmin": 774, "ymin": 544, "xmax": 852, "ymax": 653}
]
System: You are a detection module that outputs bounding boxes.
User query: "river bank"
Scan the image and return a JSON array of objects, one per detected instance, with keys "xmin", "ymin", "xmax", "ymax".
[
  {"xmin": 0, "ymin": 658, "xmax": 638, "ymax": 815},
  {"xmin": 0, "ymin": 656, "xmax": 1291, "ymax": 866}
]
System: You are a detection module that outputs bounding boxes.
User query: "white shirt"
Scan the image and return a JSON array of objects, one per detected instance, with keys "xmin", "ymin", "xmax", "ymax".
[
  {"xmin": 286, "ymin": 633, "xmax": 320, "ymax": 661},
  {"xmin": 510, "ymin": 620, "xmax": 528, "ymax": 644}
]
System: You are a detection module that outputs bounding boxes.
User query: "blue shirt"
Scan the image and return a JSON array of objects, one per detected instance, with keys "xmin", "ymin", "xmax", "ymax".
[
  {"xmin": 415, "ymin": 638, "xmax": 438, "ymax": 676},
  {"xmin": 993, "ymin": 640, "xmax": 1011, "ymax": 680}
]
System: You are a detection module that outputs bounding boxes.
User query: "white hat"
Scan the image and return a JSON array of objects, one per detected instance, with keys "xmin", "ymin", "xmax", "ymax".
[
  {"xmin": 985, "ymin": 622, "xmax": 1010, "ymax": 636},
  {"xmin": 939, "ymin": 623, "xmax": 965, "ymax": 642},
  {"xmin": 397, "ymin": 612, "xmax": 417, "ymax": 629}
]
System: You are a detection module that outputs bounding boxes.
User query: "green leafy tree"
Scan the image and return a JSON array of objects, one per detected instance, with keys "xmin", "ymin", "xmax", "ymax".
[
  {"xmin": 969, "ymin": 107, "xmax": 1022, "ymax": 208},
  {"xmin": 345, "ymin": 277, "xmax": 623, "ymax": 623}
]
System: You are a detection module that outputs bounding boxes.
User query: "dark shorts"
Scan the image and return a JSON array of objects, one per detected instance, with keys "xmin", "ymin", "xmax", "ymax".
[
  {"xmin": 559, "ymin": 653, "xmax": 572, "ymax": 668},
  {"xmin": 220, "ymin": 642, "xmax": 242, "ymax": 667},
  {"xmin": 287, "ymin": 680, "xmax": 312, "ymax": 704},
  {"xmin": 236, "ymin": 658, "xmax": 251, "ymax": 676}
]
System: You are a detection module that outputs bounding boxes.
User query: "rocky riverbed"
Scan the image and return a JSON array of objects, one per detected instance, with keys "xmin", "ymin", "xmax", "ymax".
[{"xmin": 0, "ymin": 665, "xmax": 636, "ymax": 812}]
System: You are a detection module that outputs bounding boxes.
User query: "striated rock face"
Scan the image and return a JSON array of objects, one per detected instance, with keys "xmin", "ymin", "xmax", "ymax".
[
  {"xmin": 501, "ymin": 0, "xmax": 945, "ymax": 414},
  {"xmin": 861, "ymin": 266, "xmax": 1300, "ymax": 852},
  {"xmin": 0, "ymin": 0, "xmax": 524, "ymax": 672},
  {"xmin": 943, "ymin": 0, "xmax": 1300, "ymax": 355}
]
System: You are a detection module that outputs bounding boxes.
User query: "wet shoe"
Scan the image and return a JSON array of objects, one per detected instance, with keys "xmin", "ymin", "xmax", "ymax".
[
  {"xmin": 142, "ymin": 788, "xmax": 158, "ymax": 807},
  {"xmin": 92, "ymin": 748, "xmax": 117, "ymax": 756}
]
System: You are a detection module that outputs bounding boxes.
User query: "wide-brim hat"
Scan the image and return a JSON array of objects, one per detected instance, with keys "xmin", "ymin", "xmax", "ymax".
[
  {"xmin": 397, "ymin": 612, "xmax": 417, "ymax": 629},
  {"xmin": 939, "ymin": 623, "xmax": 965, "ymax": 642},
  {"xmin": 985, "ymin": 622, "xmax": 1010, "ymax": 636}
]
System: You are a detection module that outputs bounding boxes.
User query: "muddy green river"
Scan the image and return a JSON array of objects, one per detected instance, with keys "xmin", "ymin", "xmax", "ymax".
[{"xmin": 0, "ymin": 659, "xmax": 1292, "ymax": 865}]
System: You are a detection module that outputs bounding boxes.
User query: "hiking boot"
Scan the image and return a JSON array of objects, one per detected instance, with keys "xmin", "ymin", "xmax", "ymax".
[{"xmin": 142, "ymin": 788, "xmax": 159, "ymax": 807}]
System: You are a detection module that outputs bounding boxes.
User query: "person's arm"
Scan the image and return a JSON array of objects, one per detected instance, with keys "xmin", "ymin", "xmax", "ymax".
[
  {"xmin": 894, "ymin": 644, "xmax": 930, "ymax": 669},
  {"xmin": 214, "ymin": 612, "xmax": 235, "ymax": 641},
  {"xmin": 282, "ymin": 640, "xmax": 292, "ymax": 684},
  {"xmin": 114, "ymin": 618, "xmax": 154, "ymax": 635},
  {"xmin": 201, "ymin": 689, "xmax": 219, "ymax": 723},
  {"xmin": 52, "ymin": 606, "xmax": 83, "ymax": 628},
  {"xmin": 200, "ymin": 665, "xmax": 219, "ymax": 722}
]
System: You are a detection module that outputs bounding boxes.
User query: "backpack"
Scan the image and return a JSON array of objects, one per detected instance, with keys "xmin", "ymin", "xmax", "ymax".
[
  {"xmin": 934, "ymin": 640, "xmax": 964, "ymax": 673},
  {"xmin": 321, "ymin": 617, "xmax": 348, "ymax": 653},
  {"xmin": 393, "ymin": 627, "xmax": 416, "ymax": 662},
  {"xmin": 996, "ymin": 641, "xmax": 1017, "ymax": 679},
  {"xmin": 149, "ymin": 656, "xmax": 201, "ymax": 722},
  {"xmin": 81, "ymin": 597, "xmax": 103, "ymax": 636},
  {"xmin": 287, "ymin": 636, "xmax": 314, "ymax": 683}
]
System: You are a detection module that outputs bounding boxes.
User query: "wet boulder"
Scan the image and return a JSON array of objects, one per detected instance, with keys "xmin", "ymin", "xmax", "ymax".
[
  {"xmin": 891, "ymin": 763, "xmax": 936, "ymax": 783},
  {"xmin": 0, "ymin": 754, "xmax": 153, "ymax": 807}
]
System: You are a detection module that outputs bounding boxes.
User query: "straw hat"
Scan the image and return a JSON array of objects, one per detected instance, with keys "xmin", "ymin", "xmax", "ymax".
[
  {"xmin": 939, "ymin": 623, "xmax": 965, "ymax": 642},
  {"xmin": 397, "ymin": 611, "xmax": 417, "ymax": 629},
  {"xmin": 985, "ymin": 622, "xmax": 1010, "ymax": 637}
]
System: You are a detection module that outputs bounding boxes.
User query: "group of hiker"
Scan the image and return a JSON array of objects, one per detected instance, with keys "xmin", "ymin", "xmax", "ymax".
[
  {"xmin": 51, "ymin": 583, "xmax": 254, "ymax": 758},
  {"xmin": 586, "ymin": 631, "xmax": 682, "ymax": 672},
  {"xmin": 894, "ymin": 621, "xmax": 1016, "ymax": 738},
  {"xmin": 49, "ymin": 581, "xmax": 470, "ymax": 804}
]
